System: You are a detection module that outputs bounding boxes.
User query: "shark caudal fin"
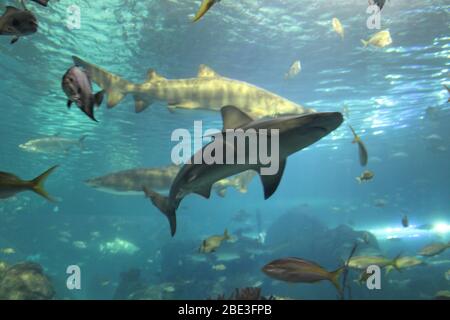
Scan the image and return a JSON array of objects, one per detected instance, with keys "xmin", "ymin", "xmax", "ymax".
[
  {"xmin": 29, "ymin": 165, "xmax": 58, "ymax": 202},
  {"xmin": 143, "ymin": 187, "xmax": 177, "ymax": 236},
  {"xmin": 72, "ymin": 56, "xmax": 131, "ymax": 109}
]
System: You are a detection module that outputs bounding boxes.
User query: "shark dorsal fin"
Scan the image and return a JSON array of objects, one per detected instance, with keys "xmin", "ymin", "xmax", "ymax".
[
  {"xmin": 198, "ymin": 65, "xmax": 220, "ymax": 78},
  {"xmin": 221, "ymin": 106, "xmax": 254, "ymax": 130},
  {"xmin": 147, "ymin": 69, "xmax": 166, "ymax": 82},
  {"xmin": 259, "ymin": 159, "xmax": 287, "ymax": 199},
  {"xmin": 5, "ymin": 6, "xmax": 21, "ymax": 15}
]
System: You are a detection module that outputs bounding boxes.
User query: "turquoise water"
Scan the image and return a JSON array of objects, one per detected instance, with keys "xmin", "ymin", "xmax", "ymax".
[{"xmin": 0, "ymin": 0, "xmax": 449, "ymax": 300}]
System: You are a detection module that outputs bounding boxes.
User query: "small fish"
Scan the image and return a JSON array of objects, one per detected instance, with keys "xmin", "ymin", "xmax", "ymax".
[
  {"xmin": 356, "ymin": 170, "xmax": 374, "ymax": 183},
  {"xmin": 199, "ymin": 229, "xmax": 231, "ymax": 253},
  {"xmin": 370, "ymin": 0, "xmax": 387, "ymax": 11},
  {"xmin": 349, "ymin": 125, "xmax": 368, "ymax": 166},
  {"xmin": 348, "ymin": 255, "xmax": 400, "ymax": 270},
  {"xmin": 385, "ymin": 256, "xmax": 424, "ymax": 274},
  {"xmin": 0, "ymin": 165, "xmax": 58, "ymax": 202},
  {"xmin": 193, "ymin": 0, "xmax": 221, "ymax": 23},
  {"xmin": 212, "ymin": 264, "xmax": 227, "ymax": 271},
  {"xmin": 361, "ymin": 29, "xmax": 392, "ymax": 48},
  {"xmin": 0, "ymin": 6, "xmax": 38, "ymax": 44},
  {"xmin": 262, "ymin": 257, "xmax": 344, "ymax": 294},
  {"xmin": 332, "ymin": 18, "xmax": 344, "ymax": 39},
  {"xmin": 19, "ymin": 135, "xmax": 87, "ymax": 154},
  {"xmin": 62, "ymin": 66, "xmax": 104, "ymax": 122},
  {"xmin": 354, "ymin": 269, "xmax": 372, "ymax": 285},
  {"xmin": 419, "ymin": 242, "xmax": 450, "ymax": 257},
  {"xmin": 284, "ymin": 60, "xmax": 301, "ymax": 80},
  {"xmin": 401, "ymin": 215, "xmax": 409, "ymax": 228},
  {"xmin": 0, "ymin": 248, "xmax": 16, "ymax": 255}
]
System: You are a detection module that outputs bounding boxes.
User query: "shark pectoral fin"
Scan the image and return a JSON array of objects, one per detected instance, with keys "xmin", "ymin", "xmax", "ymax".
[
  {"xmin": 198, "ymin": 64, "xmax": 220, "ymax": 78},
  {"xmin": 133, "ymin": 94, "xmax": 154, "ymax": 113},
  {"xmin": 143, "ymin": 187, "xmax": 177, "ymax": 236},
  {"xmin": 259, "ymin": 159, "xmax": 286, "ymax": 199},
  {"xmin": 194, "ymin": 185, "xmax": 213, "ymax": 199},
  {"xmin": 221, "ymin": 106, "xmax": 254, "ymax": 130}
]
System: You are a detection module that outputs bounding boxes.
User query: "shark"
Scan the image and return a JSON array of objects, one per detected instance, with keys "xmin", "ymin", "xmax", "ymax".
[
  {"xmin": 71, "ymin": 56, "xmax": 313, "ymax": 118},
  {"xmin": 144, "ymin": 105, "xmax": 343, "ymax": 236},
  {"xmin": 85, "ymin": 165, "xmax": 256, "ymax": 198}
]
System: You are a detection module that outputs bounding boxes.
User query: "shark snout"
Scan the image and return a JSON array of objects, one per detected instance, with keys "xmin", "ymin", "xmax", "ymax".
[{"xmin": 307, "ymin": 112, "xmax": 343, "ymax": 133}]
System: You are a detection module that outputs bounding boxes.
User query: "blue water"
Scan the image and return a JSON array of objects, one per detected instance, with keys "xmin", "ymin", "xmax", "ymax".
[{"xmin": 0, "ymin": 0, "xmax": 449, "ymax": 300}]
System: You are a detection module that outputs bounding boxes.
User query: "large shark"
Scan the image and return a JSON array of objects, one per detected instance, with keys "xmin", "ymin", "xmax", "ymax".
[
  {"xmin": 85, "ymin": 165, "xmax": 256, "ymax": 198},
  {"xmin": 144, "ymin": 106, "xmax": 343, "ymax": 236},
  {"xmin": 71, "ymin": 56, "xmax": 313, "ymax": 118}
]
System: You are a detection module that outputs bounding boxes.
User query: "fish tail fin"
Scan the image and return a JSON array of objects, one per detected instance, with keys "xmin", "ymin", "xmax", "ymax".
[
  {"xmin": 361, "ymin": 39, "xmax": 369, "ymax": 47},
  {"xmin": 330, "ymin": 267, "xmax": 344, "ymax": 296},
  {"xmin": 143, "ymin": 187, "xmax": 177, "ymax": 236},
  {"xmin": 385, "ymin": 265, "xmax": 394, "ymax": 275},
  {"xmin": 193, "ymin": 0, "xmax": 215, "ymax": 22},
  {"xmin": 72, "ymin": 56, "xmax": 131, "ymax": 109},
  {"xmin": 30, "ymin": 165, "xmax": 58, "ymax": 202},
  {"xmin": 237, "ymin": 171, "xmax": 256, "ymax": 193},
  {"xmin": 391, "ymin": 254, "xmax": 402, "ymax": 272},
  {"xmin": 224, "ymin": 229, "xmax": 231, "ymax": 240}
]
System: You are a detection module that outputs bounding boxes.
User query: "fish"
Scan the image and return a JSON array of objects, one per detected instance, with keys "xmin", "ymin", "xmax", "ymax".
[
  {"xmin": 444, "ymin": 85, "xmax": 450, "ymax": 103},
  {"xmin": 192, "ymin": 0, "xmax": 221, "ymax": 23},
  {"xmin": 212, "ymin": 264, "xmax": 227, "ymax": 271},
  {"xmin": 144, "ymin": 106, "xmax": 343, "ymax": 236},
  {"xmin": 0, "ymin": 165, "xmax": 58, "ymax": 202},
  {"xmin": 215, "ymin": 252, "xmax": 241, "ymax": 262},
  {"xmin": 71, "ymin": 56, "xmax": 313, "ymax": 118},
  {"xmin": 0, "ymin": 6, "xmax": 38, "ymax": 44},
  {"xmin": 370, "ymin": 0, "xmax": 387, "ymax": 11},
  {"xmin": 418, "ymin": 242, "xmax": 450, "ymax": 257},
  {"xmin": 354, "ymin": 269, "xmax": 372, "ymax": 286},
  {"xmin": 85, "ymin": 166, "xmax": 256, "ymax": 197},
  {"xmin": 62, "ymin": 66, "xmax": 104, "ymax": 122},
  {"xmin": 19, "ymin": 135, "xmax": 87, "ymax": 154},
  {"xmin": 0, "ymin": 248, "xmax": 15, "ymax": 255},
  {"xmin": 262, "ymin": 257, "xmax": 344, "ymax": 294},
  {"xmin": 284, "ymin": 60, "xmax": 301, "ymax": 80},
  {"xmin": 348, "ymin": 125, "xmax": 368, "ymax": 166},
  {"xmin": 385, "ymin": 256, "xmax": 424, "ymax": 274},
  {"xmin": 332, "ymin": 18, "xmax": 344, "ymax": 39},
  {"xmin": 361, "ymin": 29, "xmax": 392, "ymax": 48},
  {"xmin": 199, "ymin": 229, "xmax": 231, "ymax": 253},
  {"xmin": 348, "ymin": 255, "xmax": 400, "ymax": 270},
  {"xmin": 356, "ymin": 170, "xmax": 374, "ymax": 183},
  {"xmin": 402, "ymin": 215, "xmax": 409, "ymax": 228}
]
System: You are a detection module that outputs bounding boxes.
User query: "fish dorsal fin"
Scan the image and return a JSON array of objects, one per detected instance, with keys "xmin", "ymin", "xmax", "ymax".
[
  {"xmin": 221, "ymin": 106, "xmax": 254, "ymax": 130},
  {"xmin": 198, "ymin": 65, "xmax": 220, "ymax": 78},
  {"xmin": 195, "ymin": 184, "xmax": 212, "ymax": 199},
  {"xmin": 259, "ymin": 159, "xmax": 286, "ymax": 199},
  {"xmin": 147, "ymin": 69, "xmax": 166, "ymax": 82}
]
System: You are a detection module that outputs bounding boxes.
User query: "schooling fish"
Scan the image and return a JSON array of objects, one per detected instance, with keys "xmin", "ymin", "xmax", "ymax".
[
  {"xmin": 0, "ymin": 165, "xmax": 58, "ymax": 202},
  {"xmin": 332, "ymin": 18, "xmax": 344, "ymax": 39},
  {"xmin": 361, "ymin": 29, "xmax": 392, "ymax": 48},
  {"xmin": 193, "ymin": 0, "xmax": 221, "ymax": 23},
  {"xmin": 199, "ymin": 229, "xmax": 231, "ymax": 253},
  {"xmin": 262, "ymin": 257, "xmax": 344, "ymax": 294},
  {"xmin": 62, "ymin": 66, "xmax": 104, "ymax": 122},
  {"xmin": 419, "ymin": 242, "xmax": 450, "ymax": 257},
  {"xmin": 19, "ymin": 135, "xmax": 87, "ymax": 154},
  {"xmin": 0, "ymin": 6, "xmax": 38, "ymax": 44},
  {"xmin": 349, "ymin": 125, "xmax": 368, "ymax": 166}
]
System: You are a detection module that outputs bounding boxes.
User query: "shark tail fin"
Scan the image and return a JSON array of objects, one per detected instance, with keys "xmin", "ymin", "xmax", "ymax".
[
  {"xmin": 72, "ymin": 56, "xmax": 131, "ymax": 109},
  {"xmin": 143, "ymin": 187, "xmax": 177, "ymax": 236},
  {"xmin": 30, "ymin": 165, "xmax": 58, "ymax": 202},
  {"xmin": 330, "ymin": 267, "xmax": 344, "ymax": 296}
]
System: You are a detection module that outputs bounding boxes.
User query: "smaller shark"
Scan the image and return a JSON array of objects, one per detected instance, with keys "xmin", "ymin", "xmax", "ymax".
[
  {"xmin": 85, "ymin": 165, "xmax": 256, "ymax": 197},
  {"xmin": 144, "ymin": 106, "xmax": 343, "ymax": 236}
]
